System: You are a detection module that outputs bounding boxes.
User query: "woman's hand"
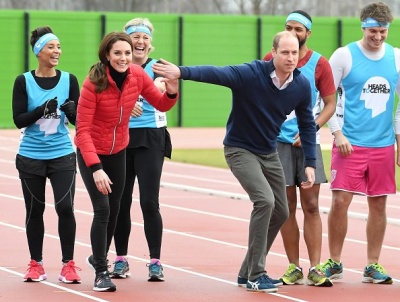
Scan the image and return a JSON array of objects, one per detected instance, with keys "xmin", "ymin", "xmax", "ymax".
[{"xmin": 93, "ymin": 169, "xmax": 113, "ymax": 195}]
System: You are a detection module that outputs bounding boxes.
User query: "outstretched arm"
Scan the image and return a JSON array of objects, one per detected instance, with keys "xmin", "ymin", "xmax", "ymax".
[{"xmin": 152, "ymin": 58, "xmax": 181, "ymax": 80}]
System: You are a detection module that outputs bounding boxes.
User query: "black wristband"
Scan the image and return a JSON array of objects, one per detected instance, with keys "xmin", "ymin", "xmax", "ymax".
[
  {"xmin": 315, "ymin": 123, "xmax": 320, "ymax": 131},
  {"xmin": 167, "ymin": 92, "xmax": 177, "ymax": 99}
]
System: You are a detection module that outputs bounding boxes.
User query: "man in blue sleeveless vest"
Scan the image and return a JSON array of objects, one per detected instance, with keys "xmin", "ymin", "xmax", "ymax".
[
  {"xmin": 322, "ymin": 2, "xmax": 400, "ymax": 284},
  {"xmin": 264, "ymin": 10, "xmax": 336, "ymax": 287}
]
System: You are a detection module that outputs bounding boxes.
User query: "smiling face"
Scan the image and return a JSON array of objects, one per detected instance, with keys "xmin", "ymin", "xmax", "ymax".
[
  {"xmin": 361, "ymin": 27, "xmax": 388, "ymax": 51},
  {"xmin": 129, "ymin": 31, "xmax": 152, "ymax": 64},
  {"xmin": 37, "ymin": 39, "xmax": 61, "ymax": 67},
  {"xmin": 106, "ymin": 40, "xmax": 132, "ymax": 73}
]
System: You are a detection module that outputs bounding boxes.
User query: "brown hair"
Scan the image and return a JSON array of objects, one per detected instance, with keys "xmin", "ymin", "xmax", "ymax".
[
  {"xmin": 88, "ymin": 31, "xmax": 133, "ymax": 93},
  {"xmin": 360, "ymin": 2, "xmax": 393, "ymax": 24}
]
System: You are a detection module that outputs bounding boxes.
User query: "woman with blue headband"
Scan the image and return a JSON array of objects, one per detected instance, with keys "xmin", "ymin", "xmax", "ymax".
[
  {"xmin": 111, "ymin": 17, "xmax": 169, "ymax": 282},
  {"xmin": 322, "ymin": 1, "xmax": 400, "ymax": 285},
  {"xmin": 263, "ymin": 10, "xmax": 336, "ymax": 288},
  {"xmin": 12, "ymin": 26, "xmax": 81, "ymax": 284}
]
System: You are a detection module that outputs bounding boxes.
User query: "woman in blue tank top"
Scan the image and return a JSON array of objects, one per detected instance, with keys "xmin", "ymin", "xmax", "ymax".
[
  {"xmin": 111, "ymin": 17, "xmax": 170, "ymax": 282},
  {"xmin": 12, "ymin": 26, "xmax": 81, "ymax": 284}
]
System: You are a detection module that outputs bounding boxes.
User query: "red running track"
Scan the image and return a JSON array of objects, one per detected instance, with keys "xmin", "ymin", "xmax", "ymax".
[{"xmin": 0, "ymin": 129, "xmax": 399, "ymax": 302}]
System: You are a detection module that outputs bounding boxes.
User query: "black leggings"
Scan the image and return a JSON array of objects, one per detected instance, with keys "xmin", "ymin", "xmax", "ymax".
[
  {"xmin": 21, "ymin": 171, "xmax": 76, "ymax": 263},
  {"xmin": 114, "ymin": 147, "xmax": 164, "ymax": 259},
  {"xmin": 77, "ymin": 149, "xmax": 126, "ymax": 273}
]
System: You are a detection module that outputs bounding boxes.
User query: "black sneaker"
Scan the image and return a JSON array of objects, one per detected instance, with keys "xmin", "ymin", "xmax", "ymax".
[
  {"xmin": 86, "ymin": 255, "xmax": 95, "ymax": 273},
  {"xmin": 93, "ymin": 271, "xmax": 116, "ymax": 292}
]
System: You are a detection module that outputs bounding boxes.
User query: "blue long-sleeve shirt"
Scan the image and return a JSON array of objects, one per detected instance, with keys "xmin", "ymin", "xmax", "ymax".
[{"xmin": 179, "ymin": 59, "xmax": 316, "ymax": 168}]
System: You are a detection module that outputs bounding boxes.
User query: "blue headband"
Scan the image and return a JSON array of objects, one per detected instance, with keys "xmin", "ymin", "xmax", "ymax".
[
  {"xmin": 33, "ymin": 33, "xmax": 59, "ymax": 56},
  {"xmin": 125, "ymin": 25, "xmax": 152, "ymax": 37},
  {"xmin": 286, "ymin": 13, "xmax": 312, "ymax": 30},
  {"xmin": 361, "ymin": 17, "xmax": 390, "ymax": 28}
]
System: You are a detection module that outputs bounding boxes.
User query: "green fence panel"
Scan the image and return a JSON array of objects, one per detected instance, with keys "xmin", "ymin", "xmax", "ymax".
[
  {"xmin": 2, "ymin": 10, "xmax": 399, "ymax": 128},
  {"xmin": 181, "ymin": 14, "xmax": 259, "ymax": 127},
  {"xmin": 28, "ymin": 11, "xmax": 102, "ymax": 87},
  {"xmin": 1, "ymin": 10, "xmax": 26, "ymax": 128},
  {"xmin": 106, "ymin": 13, "xmax": 181, "ymax": 126},
  {"xmin": 261, "ymin": 16, "xmax": 287, "ymax": 56},
  {"xmin": 307, "ymin": 17, "xmax": 339, "ymax": 59}
]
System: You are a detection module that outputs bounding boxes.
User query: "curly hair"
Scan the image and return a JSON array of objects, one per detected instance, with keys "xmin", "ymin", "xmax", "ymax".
[{"xmin": 360, "ymin": 2, "xmax": 393, "ymax": 24}]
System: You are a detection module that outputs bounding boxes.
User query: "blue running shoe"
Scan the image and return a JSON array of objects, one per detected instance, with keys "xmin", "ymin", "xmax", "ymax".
[
  {"xmin": 147, "ymin": 259, "xmax": 164, "ymax": 281},
  {"xmin": 266, "ymin": 274, "xmax": 283, "ymax": 286},
  {"xmin": 237, "ymin": 276, "xmax": 247, "ymax": 287},
  {"xmin": 362, "ymin": 263, "xmax": 393, "ymax": 284},
  {"xmin": 321, "ymin": 258, "xmax": 343, "ymax": 280},
  {"xmin": 238, "ymin": 274, "xmax": 282, "ymax": 287},
  {"xmin": 111, "ymin": 259, "xmax": 131, "ymax": 279},
  {"xmin": 246, "ymin": 274, "xmax": 278, "ymax": 293}
]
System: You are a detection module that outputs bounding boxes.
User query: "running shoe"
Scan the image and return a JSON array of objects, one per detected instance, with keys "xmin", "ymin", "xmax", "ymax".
[
  {"xmin": 111, "ymin": 259, "xmax": 131, "ymax": 279},
  {"xmin": 147, "ymin": 259, "xmax": 164, "ymax": 281},
  {"xmin": 246, "ymin": 274, "xmax": 278, "ymax": 293},
  {"xmin": 238, "ymin": 274, "xmax": 282, "ymax": 287},
  {"xmin": 58, "ymin": 260, "xmax": 81, "ymax": 284},
  {"xmin": 321, "ymin": 258, "xmax": 343, "ymax": 280},
  {"xmin": 237, "ymin": 276, "xmax": 247, "ymax": 287},
  {"xmin": 306, "ymin": 264, "xmax": 333, "ymax": 287},
  {"xmin": 362, "ymin": 263, "xmax": 393, "ymax": 284},
  {"xmin": 93, "ymin": 271, "xmax": 116, "ymax": 292},
  {"xmin": 23, "ymin": 260, "xmax": 47, "ymax": 282},
  {"xmin": 280, "ymin": 263, "xmax": 304, "ymax": 285},
  {"xmin": 86, "ymin": 255, "xmax": 95, "ymax": 273}
]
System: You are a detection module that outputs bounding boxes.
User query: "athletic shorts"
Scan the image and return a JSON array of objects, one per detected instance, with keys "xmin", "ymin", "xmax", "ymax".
[
  {"xmin": 277, "ymin": 142, "xmax": 327, "ymax": 186},
  {"xmin": 330, "ymin": 143, "xmax": 395, "ymax": 196},
  {"xmin": 16, "ymin": 152, "xmax": 76, "ymax": 179}
]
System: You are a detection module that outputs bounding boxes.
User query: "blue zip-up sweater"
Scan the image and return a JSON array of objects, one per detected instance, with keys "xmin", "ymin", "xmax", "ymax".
[{"xmin": 179, "ymin": 59, "xmax": 316, "ymax": 168}]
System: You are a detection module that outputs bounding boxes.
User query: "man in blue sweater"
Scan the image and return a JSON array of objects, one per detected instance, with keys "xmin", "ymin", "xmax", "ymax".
[{"xmin": 153, "ymin": 31, "xmax": 316, "ymax": 293}]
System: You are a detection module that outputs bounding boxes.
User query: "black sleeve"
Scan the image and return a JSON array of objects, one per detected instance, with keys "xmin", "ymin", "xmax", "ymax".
[
  {"xmin": 65, "ymin": 73, "xmax": 80, "ymax": 126},
  {"xmin": 12, "ymin": 74, "xmax": 44, "ymax": 129}
]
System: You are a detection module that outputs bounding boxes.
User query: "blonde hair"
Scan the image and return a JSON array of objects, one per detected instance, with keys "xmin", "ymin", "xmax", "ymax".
[{"xmin": 123, "ymin": 17, "xmax": 155, "ymax": 53}]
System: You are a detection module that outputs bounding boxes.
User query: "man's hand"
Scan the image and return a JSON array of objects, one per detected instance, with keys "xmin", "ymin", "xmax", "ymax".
[
  {"xmin": 301, "ymin": 167, "xmax": 315, "ymax": 189},
  {"xmin": 152, "ymin": 58, "xmax": 181, "ymax": 80},
  {"xmin": 334, "ymin": 131, "xmax": 353, "ymax": 156}
]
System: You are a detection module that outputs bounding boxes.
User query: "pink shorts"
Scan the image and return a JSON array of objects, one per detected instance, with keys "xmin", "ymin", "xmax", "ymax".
[{"xmin": 330, "ymin": 144, "xmax": 395, "ymax": 196}]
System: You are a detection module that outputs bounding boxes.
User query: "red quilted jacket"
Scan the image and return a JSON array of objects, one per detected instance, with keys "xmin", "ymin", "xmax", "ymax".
[{"xmin": 75, "ymin": 64, "xmax": 178, "ymax": 167}]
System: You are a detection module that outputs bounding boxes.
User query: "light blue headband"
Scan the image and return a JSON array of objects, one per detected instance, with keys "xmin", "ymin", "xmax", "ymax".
[
  {"xmin": 125, "ymin": 25, "xmax": 152, "ymax": 37},
  {"xmin": 33, "ymin": 33, "xmax": 59, "ymax": 56},
  {"xmin": 361, "ymin": 17, "xmax": 390, "ymax": 28},
  {"xmin": 286, "ymin": 13, "xmax": 312, "ymax": 30}
]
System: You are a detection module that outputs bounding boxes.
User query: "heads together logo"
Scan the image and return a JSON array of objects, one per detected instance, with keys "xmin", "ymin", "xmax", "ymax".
[{"xmin": 360, "ymin": 77, "xmax": 390, "ymax": 118}]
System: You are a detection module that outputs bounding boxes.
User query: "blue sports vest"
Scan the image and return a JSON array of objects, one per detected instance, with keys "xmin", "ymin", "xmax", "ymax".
[
  {"xmin": 277, "ymin": 51, "xmax": 321, "ymax": 144},
  {"xmin": 129, "ymin": 59, "xmax": 167, "ymax": 128},
  {"xmin": 338, "ymin": 42, "xmax": 397, "ymax": 147},
  {"xmin": 18, "ymin": 71, "xmax": 74, "ymax": 159}
]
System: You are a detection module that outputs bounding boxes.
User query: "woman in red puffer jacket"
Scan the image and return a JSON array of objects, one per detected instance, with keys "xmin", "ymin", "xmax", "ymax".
[{"xmin": 74, "ymin": 31, "xmax": 178, "ymax": 293}]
